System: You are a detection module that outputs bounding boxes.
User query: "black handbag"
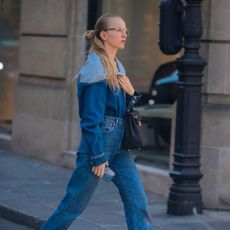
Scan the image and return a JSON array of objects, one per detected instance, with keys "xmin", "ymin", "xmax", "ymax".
[{"xmin": 122, "ymin": 110, "xmax": 145, "ymax": 150}]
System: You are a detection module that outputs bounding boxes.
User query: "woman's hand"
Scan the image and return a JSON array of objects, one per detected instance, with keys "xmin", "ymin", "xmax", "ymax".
[
  {"xmin": 92, "ymin": 161, "xmax": 109, "ymax": 178},
  {"xmin": 117, "ymin": 75, "xmax": 135, "ymax": 96}
]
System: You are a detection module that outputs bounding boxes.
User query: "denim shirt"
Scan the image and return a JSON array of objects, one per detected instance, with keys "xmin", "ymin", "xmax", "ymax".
[{"xmin": 75, "ymin": 52, "xmax": 141, "ymax": 166}]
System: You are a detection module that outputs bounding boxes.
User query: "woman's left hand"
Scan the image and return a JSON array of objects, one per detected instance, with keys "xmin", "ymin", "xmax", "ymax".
[
  {"xmin": 117, "ymin": 75, "xmax": 135, "ymax": 96},
  {"xmin": 92, "ymin": 161, "xmax": 109, "ymax": 179}
]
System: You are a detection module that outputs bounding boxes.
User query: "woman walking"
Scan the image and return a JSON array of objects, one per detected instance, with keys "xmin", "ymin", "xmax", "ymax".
[{"xmin": 41, "ymin": 14, "xmax": 152, "ymax": 230}]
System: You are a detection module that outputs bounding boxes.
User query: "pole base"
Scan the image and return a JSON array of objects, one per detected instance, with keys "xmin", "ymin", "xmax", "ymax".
[{"xmin": 167, "ymin": 193, "xmax": 203, "ymax": 216}]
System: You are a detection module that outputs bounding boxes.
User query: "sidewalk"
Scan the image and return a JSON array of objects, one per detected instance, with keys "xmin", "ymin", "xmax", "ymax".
[{"xmin": 0, "ymin": 149, "xmax": 230, "ymax": 230}]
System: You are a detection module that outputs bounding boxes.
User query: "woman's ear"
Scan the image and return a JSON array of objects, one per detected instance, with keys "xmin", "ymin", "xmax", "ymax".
[{"xmin": 99, "ymin": 31, "xmax": 108, "ymax": 42}]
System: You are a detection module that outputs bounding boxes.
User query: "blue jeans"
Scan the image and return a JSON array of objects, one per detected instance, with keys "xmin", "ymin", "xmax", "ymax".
[{"xmin": 41, "ymin": 115, "xmax": 152, "ymax": 230}]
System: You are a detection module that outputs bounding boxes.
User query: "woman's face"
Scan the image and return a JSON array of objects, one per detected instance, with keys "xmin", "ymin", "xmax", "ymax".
[{"xmin": 100, "ymin": 17, "xmax": 128, "ymax": 50}]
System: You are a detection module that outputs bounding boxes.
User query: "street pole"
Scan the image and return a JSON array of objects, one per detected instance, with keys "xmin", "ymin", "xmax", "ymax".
[{"xmin": 167, "ymin": 0, "xmax": 206, "ymax": 215}]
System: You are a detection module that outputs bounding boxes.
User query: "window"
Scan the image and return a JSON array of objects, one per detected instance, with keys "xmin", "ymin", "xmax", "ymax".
[
  {"xmin": 0, "ymin": 0, "xmax": 20, "ymax": 135},
  {"xmin": 102, "ymin": 0, "xmax": 179, "ymax": 169}
]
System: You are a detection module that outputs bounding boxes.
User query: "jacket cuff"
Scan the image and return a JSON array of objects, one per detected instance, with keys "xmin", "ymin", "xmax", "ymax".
[
  {"xmin": 90, "ymin": 153, "xmax": 107, "ymax": 166},
  {"xmin": 126, "ymin": 91, "xmax": 142, "ymax": 112}
]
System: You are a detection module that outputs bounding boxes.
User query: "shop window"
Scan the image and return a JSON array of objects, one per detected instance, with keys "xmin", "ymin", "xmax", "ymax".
[
  {"xmin": 101, "ymin": 0, "xmax": 179, "ymax": 169},
  {"xmin": 0, "ymin": 0, "xmax": 20, "ymax": 135}
]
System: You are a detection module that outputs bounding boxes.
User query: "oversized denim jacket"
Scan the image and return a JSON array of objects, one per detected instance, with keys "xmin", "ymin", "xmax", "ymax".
[{"xmin": 75, "ymin": 52, "xmax": 141, "ymax": 166}]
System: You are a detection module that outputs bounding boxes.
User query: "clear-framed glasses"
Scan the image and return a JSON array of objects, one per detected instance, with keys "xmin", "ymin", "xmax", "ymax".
[{"xmin": 103, "ymin": 27, "xmax": 129, "ymax": 36}]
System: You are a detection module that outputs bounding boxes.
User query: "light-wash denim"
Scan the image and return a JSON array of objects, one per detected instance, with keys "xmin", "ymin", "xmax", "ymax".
[{"xmin": 41, "ymin": 115, "xmax": 152, "ymax": 230}]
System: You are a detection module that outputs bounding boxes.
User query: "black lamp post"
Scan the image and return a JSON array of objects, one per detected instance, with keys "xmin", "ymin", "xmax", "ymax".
[{"xmin": 166, "ymin": 0, "xmax": 206, "ymax": 215}]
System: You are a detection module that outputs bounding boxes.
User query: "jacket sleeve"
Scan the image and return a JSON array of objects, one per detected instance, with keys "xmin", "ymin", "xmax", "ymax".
[
  {"xmin": 126, "ymin": 91, "xmax": 142, "ymax": 112},
  {"xmin": 80, "ymin": 80, "xmax": 107, "ymax": 166}
]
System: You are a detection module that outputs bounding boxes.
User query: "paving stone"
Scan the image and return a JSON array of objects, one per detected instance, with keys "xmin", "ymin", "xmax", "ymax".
[
  {"xmin": 69, "ymin": 219, "xmax": 104, "ymax": 230},
  {"xmin": 0, "ymin": 217, "xmax": 34, "ymax": 230},
  {"xmin": 207, "ymin": 221, "xmax": 230, "ymax": 230},
  {"xmin": 161, "ymin": 223, "xmax": 210, "ymax": 230}
]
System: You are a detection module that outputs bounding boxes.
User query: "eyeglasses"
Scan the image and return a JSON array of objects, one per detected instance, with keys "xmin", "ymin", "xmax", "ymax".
[{"xmin": 103, "ymin": 27, "xmax": 129, "ymax": 36}]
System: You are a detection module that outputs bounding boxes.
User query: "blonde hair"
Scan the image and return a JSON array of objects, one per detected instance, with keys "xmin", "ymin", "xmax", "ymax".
[{"xmin": 84, "ymin": 14, "xmax": 122, "ymax": 89}]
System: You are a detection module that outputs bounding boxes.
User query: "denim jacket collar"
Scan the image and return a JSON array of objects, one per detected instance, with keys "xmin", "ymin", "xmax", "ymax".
[{"xmin": 76, "ymin": 52, "xmax": 126, "ymax": 84}]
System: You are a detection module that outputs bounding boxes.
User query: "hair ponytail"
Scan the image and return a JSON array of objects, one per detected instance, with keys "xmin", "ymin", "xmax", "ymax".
[{"xmin": 84, "ymin": 14, "xmax": 122, "ymax": 90}]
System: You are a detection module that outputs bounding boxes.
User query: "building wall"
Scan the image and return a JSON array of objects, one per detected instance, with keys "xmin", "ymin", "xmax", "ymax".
[
  {"xmin": 12, "ymin": 0, "xmax": 87, "ymax": 164},
  {"xmin": 10, "ymin": 0, "xmax": 230, "ymax": 210},
  {"xmin": 200, "ymin": 0, "xmax": 230, "ymax": 209}
]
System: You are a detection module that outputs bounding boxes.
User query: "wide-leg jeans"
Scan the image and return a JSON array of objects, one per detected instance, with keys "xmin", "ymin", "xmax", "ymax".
[{"xmin": 41, "ymin": 115, "xmax": 152, "ymax": 230}]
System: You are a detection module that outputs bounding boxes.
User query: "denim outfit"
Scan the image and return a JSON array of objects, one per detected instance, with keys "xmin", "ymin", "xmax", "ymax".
[{"xmin": 41, "ymin": 52, "xmax": 152, "ymax": 230}]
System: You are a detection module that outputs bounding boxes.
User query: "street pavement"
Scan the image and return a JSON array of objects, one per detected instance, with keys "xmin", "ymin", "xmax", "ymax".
[
  {"xmin": 0, "ymin": 217, "xmax": 33, "ymax": 230},
  {"xmin": 0, "ymin": 149, "xmax": 230, "ymax": 230}
]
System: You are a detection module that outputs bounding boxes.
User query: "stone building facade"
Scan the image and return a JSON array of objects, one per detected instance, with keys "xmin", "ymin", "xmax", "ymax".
[
  {"xmin": 0, "ymin": 0, "xmax": 230, "ymax": 210},
  {"xmin": 200, "ymin": 0, "xmax": 230, "ymax": 209},
  {"xmin": 12, "ymin": 0, "xmax": 87, "ymax": 165}
]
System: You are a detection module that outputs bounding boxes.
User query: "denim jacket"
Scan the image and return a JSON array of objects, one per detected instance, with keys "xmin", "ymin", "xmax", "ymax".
[{"xmin": 75, "ymin": 52, "xmax": 141, "ymax": 166}]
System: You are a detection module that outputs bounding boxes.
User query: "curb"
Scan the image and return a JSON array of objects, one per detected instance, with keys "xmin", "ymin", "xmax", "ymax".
[{"xmin": 0, "ymin": 204, "xmax": 44, "ymax": 230}]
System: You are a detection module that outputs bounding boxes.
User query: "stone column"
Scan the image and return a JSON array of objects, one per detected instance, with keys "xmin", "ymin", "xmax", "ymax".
[
  {"xmin": 200, "ymin": 0, "xmax": 230, "ymax": 209},
  {"xmin": 12, "ymin": 0, "xmax": 88, "ymax": 164}
]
